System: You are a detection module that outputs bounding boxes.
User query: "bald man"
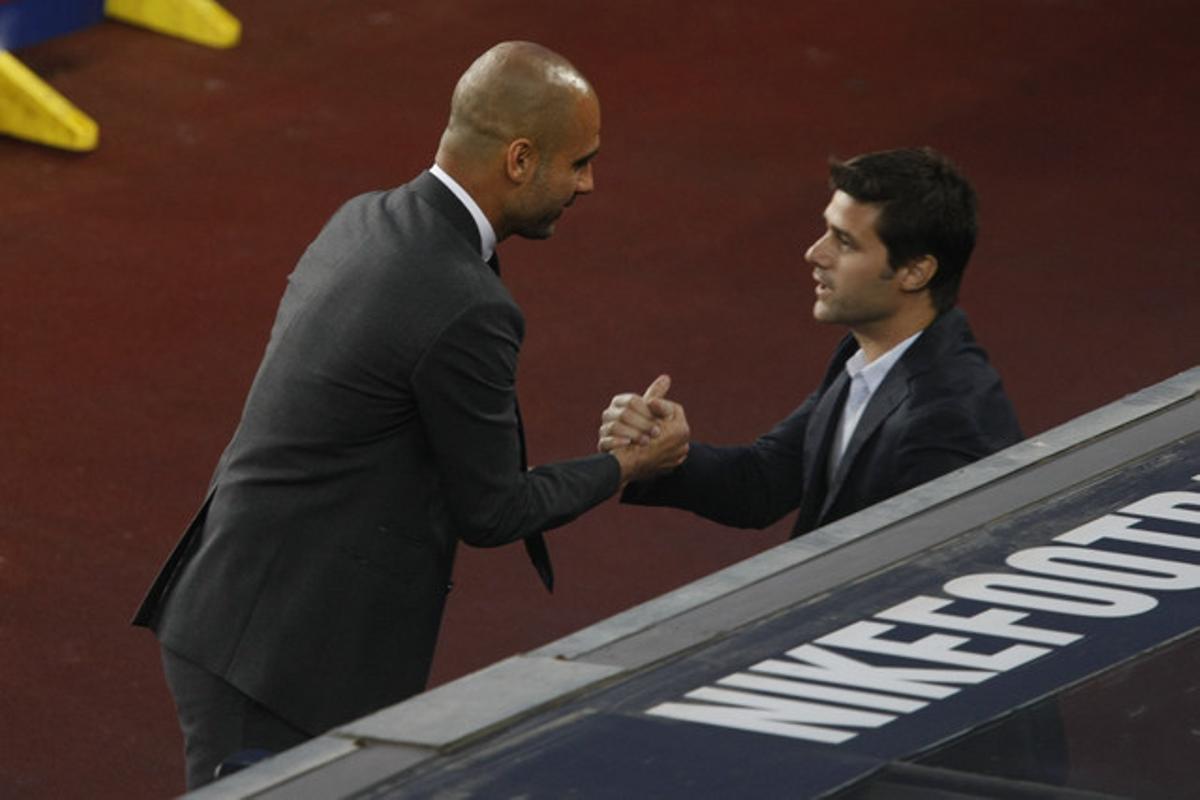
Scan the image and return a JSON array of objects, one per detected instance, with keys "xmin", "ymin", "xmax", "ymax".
[{"xmin": 133, "ymin": 42, "xmax": 687, "ymax": 789}]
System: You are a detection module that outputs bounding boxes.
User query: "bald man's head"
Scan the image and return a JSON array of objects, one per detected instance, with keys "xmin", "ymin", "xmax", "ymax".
[
  {"xmin": 438, "ymin": 42, "xmax": 595, "ymax": 167},
  {"xmin": 436, "ymin": 42, "xmax": 601, "ymax": 241}
]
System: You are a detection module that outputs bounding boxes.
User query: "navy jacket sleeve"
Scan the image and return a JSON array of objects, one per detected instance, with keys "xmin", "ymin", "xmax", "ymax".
[{"xmin": 621, "ymin": 392, "xmax": 819, "ymax": 529}]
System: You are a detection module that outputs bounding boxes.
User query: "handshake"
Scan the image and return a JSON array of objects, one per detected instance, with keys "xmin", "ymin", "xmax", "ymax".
[{"xmin": 596, "ymin": 374, "xmax": 691, "ymax": 488}]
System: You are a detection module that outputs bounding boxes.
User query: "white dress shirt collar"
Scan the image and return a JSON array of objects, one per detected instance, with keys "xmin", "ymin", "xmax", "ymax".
[
  {"xmin": 830, "ymin": 329, "xmax": 924, "ymax": 476},
  {"xmin": 429, "ymin": 164, "xmax": 497, "ymax": 264},
  {"xmin": 844, "ymin": 329, "xmax": 923, "ymax": 397}
]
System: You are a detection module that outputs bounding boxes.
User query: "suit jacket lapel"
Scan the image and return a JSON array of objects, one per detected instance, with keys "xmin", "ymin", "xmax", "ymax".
[
  {"xmin": 800, "ymin": 370, "xmax": 850, "ymax": 514},
  {"xmin": 822, "ymin": 367, "xmax": 911, "ymax": 518}
]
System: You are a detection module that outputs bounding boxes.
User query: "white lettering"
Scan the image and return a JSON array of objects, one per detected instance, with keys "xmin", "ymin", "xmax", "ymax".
[
  {"xmin": 817, "ymin": 622, "xmax": 1050, "ymax": 670},
  {"xmin": 1056, "ymin": 514, "xmax": 1200, "ymax": 553},
  {"xmin": 644, "ymin": 481, "xmax": 1200, "ymax": 746},
  {"xmin": 1119, "ymin": 491, "xmax": 1200, "ymax": 526},
  {"xmin": 944, "ymin": 573, "xmax": 1157, "ymax": 617},
  {"xmin": 647, "ymin": 687, "xmax": 894, "ymax": 744},
  {"xmin": 1008, "ymin": 545, "xmax": 1200, "ymax": 590},
  {"xmin": 876, "ymin": 596, "xmax": 1081, "ymax": 646},
  {"xmin": 720, "ymin": 672, "xmax": 926, "ymax": 713},
  {"xmin": 763, "ymin": 644, "xmax": 994, "ymax": 699}
]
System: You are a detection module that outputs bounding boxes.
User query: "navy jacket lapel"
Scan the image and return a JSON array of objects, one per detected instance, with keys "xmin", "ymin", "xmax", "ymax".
[
  {"xmin": 803, "ymin": 370, "xmax": 850, "ymax": 474},
  {"xmin": 794, "ymin": 369, "xmax": 849, "ymax": 532},
  {"xmin": 822, "ymin": 366, "xmax": 910, "ymax": 518}
]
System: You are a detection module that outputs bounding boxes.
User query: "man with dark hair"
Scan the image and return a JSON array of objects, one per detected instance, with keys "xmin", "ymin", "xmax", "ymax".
[
  {"xmin": 134, "ymin": 41, "xmax": 688, "ymax": 789},
  {"xmin": 828, "ymin": 148, "xmax": 977, "ymax": 314},
  {"xmin": 599, "ymin": 146, "xmax": 1021, "ymax": 537}
]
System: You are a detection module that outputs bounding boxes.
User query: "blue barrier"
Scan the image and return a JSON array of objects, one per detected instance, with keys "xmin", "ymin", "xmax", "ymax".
[{"xmin": 0, "ymin": 0, "xmax": 105, "ymax": 51}]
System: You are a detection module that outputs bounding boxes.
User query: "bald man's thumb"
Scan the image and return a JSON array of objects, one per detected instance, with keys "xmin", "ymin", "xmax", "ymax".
[{"xmin": 643, "ymin": 374, "xmax": 671, "ymax": 400}]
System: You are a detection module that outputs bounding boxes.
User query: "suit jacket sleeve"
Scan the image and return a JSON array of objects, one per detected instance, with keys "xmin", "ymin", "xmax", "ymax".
[
  {"xmin": 412, "ymin": 298, "xmax": 620, "ymax": 547},
  {"xmin": 621, "ymin": 392, "xmax": 818, "ymax": 529}
]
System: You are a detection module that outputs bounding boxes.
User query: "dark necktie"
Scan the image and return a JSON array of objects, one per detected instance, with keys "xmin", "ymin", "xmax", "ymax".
[{"xmin": 487, "ymin": 252, "xmax": 555, "ymax": 592}]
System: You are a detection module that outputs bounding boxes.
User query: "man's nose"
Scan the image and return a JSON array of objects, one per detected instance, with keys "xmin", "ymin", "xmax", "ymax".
[
  {"xmin": 805, "ymin": 233, "xmax": 829, "ymax": 266},
  {"xmin": 576, "ymin": 163, "xmax": 595, "ymax": 194}
]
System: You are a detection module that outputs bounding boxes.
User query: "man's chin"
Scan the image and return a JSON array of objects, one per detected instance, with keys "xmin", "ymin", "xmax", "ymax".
[
  {"xmin": 515, "ymin": 220, "xmax": 558, "ymax": 240},
  {"xmin": 812, "ymin": 302, "xmax": 845, "ymax": 326}
]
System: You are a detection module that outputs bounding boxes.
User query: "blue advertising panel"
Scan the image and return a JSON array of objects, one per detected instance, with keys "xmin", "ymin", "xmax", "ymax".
[
  {"xmin": 375, "ymin": 434, "xmax": 1200, "ymax": 798},
  {"xmin": 0, "ymin": 0, "xmax": 105, "ymax": 51}
]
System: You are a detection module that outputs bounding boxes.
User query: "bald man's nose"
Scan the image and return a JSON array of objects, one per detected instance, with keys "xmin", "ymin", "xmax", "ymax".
[{"xmin": 576, "ymin": 163, "xmax": 595, "ymax": 194}]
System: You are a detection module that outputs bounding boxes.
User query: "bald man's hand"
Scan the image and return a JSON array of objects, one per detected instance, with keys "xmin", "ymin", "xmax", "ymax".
[
  {"xmin": 598, "ymin": 374, "xmax": 673, "ymax": 449},
  {"xmin": 600, "ymin": 375, "xmax": 690, "ymax": 486}
]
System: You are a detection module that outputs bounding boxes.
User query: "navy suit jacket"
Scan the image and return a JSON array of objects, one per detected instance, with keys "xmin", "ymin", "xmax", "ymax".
[
  {"xmin": 624, "ymin": 308, "xmax": 1022, "ymax": 536},
  {"xmin": 133, "ymin": 172, "xmax": 620, "ymax": 735}
]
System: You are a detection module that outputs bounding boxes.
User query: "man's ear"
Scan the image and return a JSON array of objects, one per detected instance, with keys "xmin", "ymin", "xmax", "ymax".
[
  {"xmin": 899, "ymin": 255, "xmax": 938, "ymax": 293},
  {"xmin": 505, "ymin": 139, "xmax": 537, "ymax": 184}
]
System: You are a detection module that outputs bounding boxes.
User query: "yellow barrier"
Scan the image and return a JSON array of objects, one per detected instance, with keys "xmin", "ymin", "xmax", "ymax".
[
  {"xmin": 0, "ymin": 51, "xmax": 99, "ymax": 151},
  {"xmin": 0, "ymin": 1, "xmax": 240, "ymax": 150},
  {"xmin": 105, "ymin": 0, "xmax": 241, "ymax": 49}
]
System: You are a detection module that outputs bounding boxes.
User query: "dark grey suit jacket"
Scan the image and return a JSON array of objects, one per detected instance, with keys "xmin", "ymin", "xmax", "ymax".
[
  {"xmin": 134, "ymin": 172, "xmax": 620, "ymax": 735},
  {"xmin": 624, "ymin": 308, "xmax": 1022, "ymax": 536}
]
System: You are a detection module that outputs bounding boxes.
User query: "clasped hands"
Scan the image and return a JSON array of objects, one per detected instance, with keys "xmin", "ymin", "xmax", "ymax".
[{"xmin": 598, "ymin": 374, "xmax": 690, "ymax": 487}]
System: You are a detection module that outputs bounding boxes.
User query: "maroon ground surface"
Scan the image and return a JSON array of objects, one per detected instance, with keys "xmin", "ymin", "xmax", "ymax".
[{"xmin": 2, "ymin": 2, "xmax": 1198, "ymax": 796}]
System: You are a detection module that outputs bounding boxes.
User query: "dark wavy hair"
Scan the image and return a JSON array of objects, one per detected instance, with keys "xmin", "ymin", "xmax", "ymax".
[{"xmin": 829, "ymin": 147, "xmax": 977, "ymax": 313}]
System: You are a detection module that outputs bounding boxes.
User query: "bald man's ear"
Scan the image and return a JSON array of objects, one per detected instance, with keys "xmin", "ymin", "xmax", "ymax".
[
  {"xmin": 898, "ymin": 255, "xmax": 937, "ymax": 294},
  {"xmin": 505, "ymin": 138, "xmax": 538, "ymax": 184}
]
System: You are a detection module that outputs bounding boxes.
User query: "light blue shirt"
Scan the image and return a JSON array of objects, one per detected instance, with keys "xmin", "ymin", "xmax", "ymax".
[
  {"xmin": 429, "ymin": 164, "xmax": 497, "ymax": 265},
  {"xmin": 829, "ymin": 330, "xmax": 923, "ymax": 478}
]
